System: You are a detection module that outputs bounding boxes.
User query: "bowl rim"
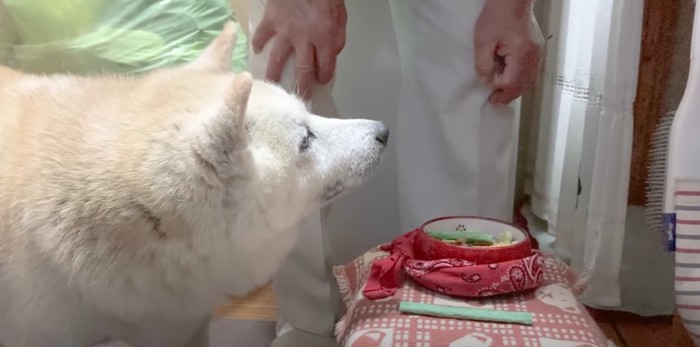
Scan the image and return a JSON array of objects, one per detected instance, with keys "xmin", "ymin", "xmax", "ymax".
[{"xmin": 419, "ymin": 215, "xmax": 529, "ymax": 248}]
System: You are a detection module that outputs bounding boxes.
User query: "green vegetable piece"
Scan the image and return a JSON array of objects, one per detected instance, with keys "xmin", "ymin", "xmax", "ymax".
[
  {"xmin": 425, "ymin": 230, "xmax": 496, "ymax": 245},
  {"xmin": 399, "ymin": 301, "xmax": 533, "ymax": 325},
  {"xmin": 497, "ymin": 231, "xmax": 513, "ymax": 245}
]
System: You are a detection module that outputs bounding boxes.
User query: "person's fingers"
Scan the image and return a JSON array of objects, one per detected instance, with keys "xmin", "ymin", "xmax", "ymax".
[
  {"xmin": 265, "ymin": 38, "xmax": 294, "ymax": 82},
  {"xmin": 493, "ymin": 50, "xmax": 521, "ymax": 90},
  {"xmin": 251, "ymin": 20, "xmax": 276, "ymax": 54},
  {"xmin": 315, "ymin": 45, "xmax": 337, "ymax": 85},
  {"xmin": 296, "ymin": 44, "xmax": 316, "ymax": 99},
  {"xmin": 489, "ymin": 86, "xmax": 523, "ymax": 104},
  {"xmin": 487, "ymin": 61, "xmax": 519, "ymax": 104},
  {"xmin": 489, "ymin": 40, "xmax": 540, "ymax": 104},
  {"xmin": 473, "ymin": 38, "xmax": 498, "ymax": 81},
  {"xmin": 489, "ymin": 62, "xmax": 524, "ymax": 104},
  {"xmin": 333, "ymin": 19, "xmax": 347, "ymax": 54},
  {"xmin": 314, "ymin": 22, "xmax": 345, "ymax": 84}
]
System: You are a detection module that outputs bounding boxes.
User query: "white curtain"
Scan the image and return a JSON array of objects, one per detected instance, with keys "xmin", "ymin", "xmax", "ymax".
[{"xmin": 525, "ymin": 0, "xmax": 643, "ymax": 307}]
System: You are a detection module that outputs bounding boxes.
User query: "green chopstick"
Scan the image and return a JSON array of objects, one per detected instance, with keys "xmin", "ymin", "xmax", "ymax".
[{"xmin": 399, "ymin": 301, "xmax": 533, "ymax": 325}]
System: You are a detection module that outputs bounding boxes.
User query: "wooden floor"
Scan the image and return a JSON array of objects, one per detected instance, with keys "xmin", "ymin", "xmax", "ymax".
[
  {"xmin": 588, "ymin": 308, "xmax": 675, "ymax": 346},
  {"xmin": 214, "ymin": 284, "xmax": 277, "ymax": 321},
  {"xmin": 215, "ymin": 285, "xmax": 680, "ymax": 346}
]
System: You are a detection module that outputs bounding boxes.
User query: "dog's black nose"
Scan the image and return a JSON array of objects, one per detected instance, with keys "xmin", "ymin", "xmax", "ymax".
[{"xmin": 375, "ymin": 126, "xmax": 390, "ymax": 146}]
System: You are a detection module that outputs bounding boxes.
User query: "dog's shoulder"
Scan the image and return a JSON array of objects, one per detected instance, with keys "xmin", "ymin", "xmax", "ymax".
[{"xmin": 0, "ymin": 65, "xmax": 22, "ymax": 85}]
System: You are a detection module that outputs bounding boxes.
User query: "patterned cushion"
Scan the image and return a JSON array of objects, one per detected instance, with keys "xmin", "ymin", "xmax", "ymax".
[{"xmin": 333, "ymin": 248, "xmax": 613, "ymax": 347}]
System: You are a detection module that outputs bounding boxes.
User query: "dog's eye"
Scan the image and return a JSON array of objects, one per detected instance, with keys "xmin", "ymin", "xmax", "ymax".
[{"xmin": 299, "ymin": 128, "xmax": 315, "ymax": 152}]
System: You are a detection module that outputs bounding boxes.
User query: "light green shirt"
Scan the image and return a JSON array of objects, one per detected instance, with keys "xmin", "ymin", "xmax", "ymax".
[{"xmin": 0, "ymin": 0, "xmax": 248, "ymax": 75}]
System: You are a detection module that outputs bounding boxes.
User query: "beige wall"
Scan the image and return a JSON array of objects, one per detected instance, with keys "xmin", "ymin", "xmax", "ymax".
[{"xmin": 229, "ymin": 0, "xmax": 249, "ymax": 38}]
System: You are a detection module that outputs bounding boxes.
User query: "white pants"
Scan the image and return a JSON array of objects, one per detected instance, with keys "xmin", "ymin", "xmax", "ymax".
[{"xmin": 247, "ymin": 1, "xmax": 519, "ymax": 345}]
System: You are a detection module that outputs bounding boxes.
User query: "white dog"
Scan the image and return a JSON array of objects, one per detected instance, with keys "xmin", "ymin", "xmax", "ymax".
[{"xmin": 0, "ymin": 22, "xmax": 388, "ymax": 347}]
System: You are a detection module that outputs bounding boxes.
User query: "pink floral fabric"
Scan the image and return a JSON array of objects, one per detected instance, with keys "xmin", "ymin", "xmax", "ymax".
[{"xmin": 334, "ymin": 248, "xmax": 612, "ymax": 347}]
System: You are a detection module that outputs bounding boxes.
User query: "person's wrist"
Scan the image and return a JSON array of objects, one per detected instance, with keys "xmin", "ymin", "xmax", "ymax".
[{"xmin": 483, "ymin": 0, "xmax": 534, "ymax": 19}]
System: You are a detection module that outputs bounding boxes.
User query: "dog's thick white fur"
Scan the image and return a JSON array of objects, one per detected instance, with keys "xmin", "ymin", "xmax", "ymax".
[{"xmin": 0, "ymin": 23, "xmax": 388, "ymax": 347}]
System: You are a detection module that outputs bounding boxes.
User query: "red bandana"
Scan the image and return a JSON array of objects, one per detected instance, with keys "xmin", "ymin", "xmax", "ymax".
[{"xmin": 362, "ymin": 229, "xmax": 544, "ymax": 300}]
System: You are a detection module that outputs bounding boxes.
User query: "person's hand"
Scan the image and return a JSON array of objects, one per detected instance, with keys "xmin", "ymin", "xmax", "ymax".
[
  {"xmin": 474, "ymin": 0, "xmax": 544, "ymax": 104},
  {"xmin": 252, "ymin": 0, "xmax": 347, "ymax": 99}
]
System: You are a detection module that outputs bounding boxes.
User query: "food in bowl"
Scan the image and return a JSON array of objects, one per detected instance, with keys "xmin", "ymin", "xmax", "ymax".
[
  {"xmin": 425, "ymin": 229, "xmax": 514, "ymax": 247},
  {"xmin": 415, "ymin": 216, "xmax": 532, "ymax": 264}
]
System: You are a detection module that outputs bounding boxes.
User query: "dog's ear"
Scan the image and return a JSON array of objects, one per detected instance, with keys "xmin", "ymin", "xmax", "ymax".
[
  {"xmin": 225, "ymin": 71, "xmax": 254, "ymax": 136},
  {"xmin": 188, "ymin": 21, "xmax": 238, "ymax": 73},
  {"xmin": 201, "ymin": 71, "xmax": 254, "ymax": 148},
  {"xmin": 190, "ymin": 72, "xmax": 254, "ymax": 178}
]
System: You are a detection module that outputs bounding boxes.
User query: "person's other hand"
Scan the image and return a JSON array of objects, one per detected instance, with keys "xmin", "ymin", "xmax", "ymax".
[
  {"xmin": 474, "ymin": 0, "xmax": 544, "ymax": 104},
  {"xmin": 252, "ymin": 0, "xmax": 347, "ymax": 99}
]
